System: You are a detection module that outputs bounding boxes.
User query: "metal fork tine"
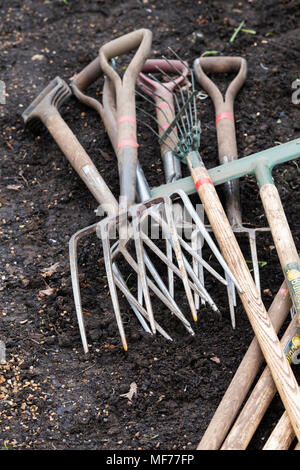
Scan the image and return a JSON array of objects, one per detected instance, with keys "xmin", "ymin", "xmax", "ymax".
[
  {"xmin": 111, "ymin": 267, "xmax": 173, "ymax": 341},
  {"xmin": 130, "ymin": 205, "xmax": 156, "ymax": 333},
  {"xmin": 99, "ymin": 222, "xmax": 128, "ymax": 351}
]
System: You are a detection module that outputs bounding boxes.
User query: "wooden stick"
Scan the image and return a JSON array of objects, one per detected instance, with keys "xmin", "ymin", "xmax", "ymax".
[
  {"xmin": 197, "ymin": 280, "xmax": 291, "ymax": 450},
  {"xmin": 220, "ymin": 313, "xmax": 299, "ymax": 449},
  {"xmin": 190, "ymin": 163, "xmax": 300, "ymax": 443},
  {"xmin": 260, "ymin": 184, "xmax": 300, "ymax": 318},
  {"xmin": 263, "ymin": 409, "xmax": 296, "ymax": 450}
]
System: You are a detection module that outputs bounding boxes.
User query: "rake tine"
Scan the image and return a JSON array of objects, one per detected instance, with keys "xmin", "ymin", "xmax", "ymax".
[
  {"xmin": 136, "ymin": 102, "xmax": 178, "ymax": 151},
  {"xmin": 180, "ymin": 251, "xmax": 221, "ymax": 316},
  {"xmin": 69, "ymin": 224, "xmax": 97, "ymax": 354},
  {"xmin": 166, "ymin": 231, "xmax": 174, "ymax": 298},
  {"xmin": 177, "ymin": 232, "xmax": 227, "ymax": 285},
  {"xmin": 159, "ymin": 58, "xmax": 193, "ymax": 131},
  {"xmin": 137, "ymin": 197, "xmax": 227, "ymax": 314},
  {"xmin": 69, "ymin": 222, "xmax": 153, "ymax": 354},
  {"xmin": 248, "ymin": 230, "xmax": 261, "ymax": 295},
  {"xmin": 137, "ymin": 83, "xmax": 174, "ymax": 119},
  {"xmin": 225, "ymin": 273, "xmax": 236, "ymax": 329},
  {"xmin": 148, "ymin": 67, "xmax": 188, "ymax": 138},
  {"xmin": 139, "ymin": 211, "xmax": 213, "ymax": 306},
  {"xmin": 191, "ymin": 228, "xmax": 206, "ymax": 308},
  {"xmin": 121, "ymin": 238, "xmax": 195, "ymax": 333},
  {"xmin": 140, "ymin": 73, "xmax": 182, "ymax": 140},
  {"xmin": 113, "ymin": 264, "xmax": 152, "ymax": 334},
  {"xmin": 112, "ymin": 239, "xmax": 194, "ymax": 334},
  {"xmin": 136, "ymin": 106, "xmax": 175, "ymax": 154}
]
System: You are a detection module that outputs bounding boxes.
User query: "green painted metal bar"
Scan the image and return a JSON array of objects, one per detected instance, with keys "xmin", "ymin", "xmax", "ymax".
[{"xmin": 151, "ymin": 138, "xmax": 300, "ymax": 197}]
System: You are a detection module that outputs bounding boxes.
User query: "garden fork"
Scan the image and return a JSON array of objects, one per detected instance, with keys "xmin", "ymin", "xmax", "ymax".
[
  {"xmin": 101, "ymin": 68, "xmax": 233, "ymax": 319},
  {"xmin": 194, "ymin": 56, "xmax": 270, "ymax": 314},
  {"xmin": 22, "ymin": 76, "xmax": 183, "ymax": 352},
  {"xmin": 71, "ymin": 54, "xmax": 240, "ymax": 324}
]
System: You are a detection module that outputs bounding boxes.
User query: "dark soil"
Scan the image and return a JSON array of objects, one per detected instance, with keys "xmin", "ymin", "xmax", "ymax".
[{"xmin": 0, "ymin": 0, "xmax": 299, "ymax": 451}]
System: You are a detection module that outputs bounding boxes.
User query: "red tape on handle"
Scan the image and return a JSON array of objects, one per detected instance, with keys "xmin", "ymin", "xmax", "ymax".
[
  {"xmin": 117, "ymin": 115, "xmax": 137, "ymax": 125},
  {"xmin": 216, "ymin": 112, "xmax": 234, "ymax": 126},
  {"xmin": 195, "ymin": 178, "xmax": 213, "ymax": 190},
  {"xmin": 117, "ymin": 139, "xmax": 139, "ymax": 149},
  {"xmin": 156, "ymin": 102, "xmax": 174, "ymax": 110},
  {"xmin": 161, "ymin": 122, "xmax": 177, "ymax": 132}
]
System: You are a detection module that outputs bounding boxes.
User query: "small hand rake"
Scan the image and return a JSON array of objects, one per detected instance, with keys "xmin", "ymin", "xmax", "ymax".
[
  {"xmin": 71, "ymin": 53, "xmax": 240, "ymax": 327},
  {"xmin": 157, "ymin": 52, "xmax": 300, "ymax": 441}
]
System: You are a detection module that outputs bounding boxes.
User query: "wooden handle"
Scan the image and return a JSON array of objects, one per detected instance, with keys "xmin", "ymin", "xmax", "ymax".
[
  {"xmin": 44, "ymin": 112, "xmax": 119, "ymax": 217},
  {"xmin": 190, "ymin": 164, "xmax": 300, "ymax": 442},
  {"xmin": 260, "ymin": 183, "xmax": 300, "ymax": 317},
  {"xmin": 197, "ymin": 280, "xmax": 291, "ymax": 450},
  {"xmin": 260, "ymin": 184, "xmax": 299, "ymax": 266},
  {"xmin": 263, "ymin": 410, "xmax": 296, "ymax": 450},
  {"xmin": 220, "ymin": 313, "xmax": 299, "ymax": 449}
]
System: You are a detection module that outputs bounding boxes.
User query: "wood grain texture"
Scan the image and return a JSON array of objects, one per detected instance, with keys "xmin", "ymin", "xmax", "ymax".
[
  {"xmin": 197, "ymin": 281, "xmax": 291, "ymax": 450},
  {"xmin": 263, "ymin": 410, "xmax": 295, "ymax": 450},
  {"xmin": 191, "ymin": 165, "xmax": 300, "ymax": 443},
  {"xmin": 260, "ymin": 184, "xmax": 299, "ymax": 268},
  {"xmin": 220, "ymin": 314, "xmax": 299, "ymax": 450}
]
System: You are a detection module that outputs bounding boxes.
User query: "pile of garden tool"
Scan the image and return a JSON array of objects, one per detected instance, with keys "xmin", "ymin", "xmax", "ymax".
[{"xmin": 23, "ymin": 29, "xmax": 300, "ymax": 449}]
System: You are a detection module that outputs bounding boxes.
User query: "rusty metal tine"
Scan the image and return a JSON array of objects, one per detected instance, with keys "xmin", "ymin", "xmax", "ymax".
[
  {"xmin": 69, "ymin": 223, "xmax": 97, "ymax": 353},
  {"xmin": 99, "ymin": 223, "xmax": 128, "ymax": 351},
  {"xmin": 141, "ymin": 247, "xmax": 194, "ymax": 332},
  {"xmin": 226, "ymin": 272, "xmax": 236, "ymax": 329}
]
